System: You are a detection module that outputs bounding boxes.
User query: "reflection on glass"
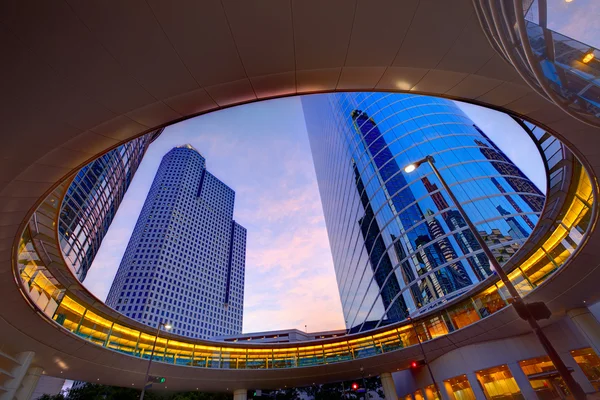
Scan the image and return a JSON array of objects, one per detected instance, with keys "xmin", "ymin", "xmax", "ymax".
[
  {"xmin": 480, "ymin": 0, "xmax": 600, "ymax": 126},
  {"xmin": 12, "ymin": 147, "xmax": 593, "ymax": 370},
  {"xmin": 13, "ymin": 93, "xmax": 595, "ymax": 372},
  {"xmin": 59, "ymin": 130, "xmax": 160, "ymax": 281},
  {"xmin": 303, "ymin": 93, "xmax": 545, "ymax": 332}
]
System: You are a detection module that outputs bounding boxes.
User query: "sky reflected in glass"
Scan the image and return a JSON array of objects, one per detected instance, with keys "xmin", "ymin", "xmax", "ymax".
[{"xmin": 82, "ymin": 96, "xmax": 545, "ymax": 334}]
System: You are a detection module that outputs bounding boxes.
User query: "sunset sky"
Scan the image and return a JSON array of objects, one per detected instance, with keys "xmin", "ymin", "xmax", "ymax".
[{"xmin": 83, "ymin": 95, "xmax": 545, "ymax": 334}]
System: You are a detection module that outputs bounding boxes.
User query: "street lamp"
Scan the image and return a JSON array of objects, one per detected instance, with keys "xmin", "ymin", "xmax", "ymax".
[
  {"xmin": 407, "ymin": 317, "xmax": 441, "ymax": 397},
  {"xmin": 404, "ymin": 155, "xmax": 587, "ymax": 399},
  {"xmin": 139, "ymin": 321, "xmax": 172, "ymax": 400}
]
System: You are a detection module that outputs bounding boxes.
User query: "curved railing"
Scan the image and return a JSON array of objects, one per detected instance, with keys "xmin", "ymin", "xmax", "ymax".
[
  {"xmin": 15, "ymin": 122, "xmax": 596, "ymax": 370},
  {"xmin": 473, "ymin": 0, "xmax": 600, "ymax": 128}
]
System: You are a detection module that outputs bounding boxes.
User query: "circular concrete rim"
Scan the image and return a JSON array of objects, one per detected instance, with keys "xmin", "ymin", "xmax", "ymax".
[
  {"xmin": 2, "ymin": 0, "xmax": 600, "ymax": 391},
  {"xmin": 7, "ymin": 91, "xmax": 600, "ymax": 392}
]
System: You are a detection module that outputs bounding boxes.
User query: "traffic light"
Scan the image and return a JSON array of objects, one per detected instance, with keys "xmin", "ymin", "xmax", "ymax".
[
  {"xmin": 351, "ymin": 382, "xmax": 359, "ymax": 391},
  {"xmin": 149, "ymin": 376, "xmax": 166, "ymax": 383},
  {"xmin": 411, "ymin": 360, "xmax": 426, "ymax": 368}
]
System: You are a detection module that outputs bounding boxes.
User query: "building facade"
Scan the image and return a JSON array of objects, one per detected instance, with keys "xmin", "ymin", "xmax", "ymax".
[
  {"xmin": 302, "ymin": 93, "xmax": 545, "ymax": 333},
  {"xmin": 106, "ymin": 145, "xmax": 246, "ymax": 339},
  {"xmin": 58, "ymin": 129, "xmax": 163, "ymax": 282},
  {"xmin": 215, "ymin": 328, "xmax": 347, "ymax": 344}
]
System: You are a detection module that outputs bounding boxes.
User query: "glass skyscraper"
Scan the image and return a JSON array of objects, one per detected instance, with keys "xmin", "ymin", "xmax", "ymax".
[
  {"xmin": 59, "ymin": 129, "xmax": 163, "ymax": 282},
  {"xmin": 302, "ymin": 93, "xmax": 545, "ymax": 333},
  {"xmin": 106, "ymin": 145, "xmax": 246, "ymax": 339}
]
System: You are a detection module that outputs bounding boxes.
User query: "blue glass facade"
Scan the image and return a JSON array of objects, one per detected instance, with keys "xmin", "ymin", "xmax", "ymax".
[
  {"xmin": 106, "ymin": 145, "xmax": 246, "ymax": 339},
  {"xmin": 302, "ymin": 93, "xmax": 545, "ymax": 332},
  {"xmin": 477, "ymin": 0, "xmax": 600, "ymax": 127},
  {"xmin": 58, "ymin": 129, "xmax": 162, "ymax": 282}
]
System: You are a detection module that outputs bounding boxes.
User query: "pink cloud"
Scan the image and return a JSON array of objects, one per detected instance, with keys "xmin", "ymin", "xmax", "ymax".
[{"xmin": 83, "ymin": 96, "xmax": 347, "ymax": 335}]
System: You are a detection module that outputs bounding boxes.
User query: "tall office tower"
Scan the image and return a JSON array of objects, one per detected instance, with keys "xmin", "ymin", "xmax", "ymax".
[
  {"xmin": 473, "ymin": 133, "xmax": 545, "ymax": 212},
  {"xmin": 302, "ymin": 93, "xmax": 545, "ymax": 333},
  {"xmin": 59, "ymin": 129, "xmax": 163, "ymax": 282},
  {"xmin": 106, "ymin": 145, "xmax": 246, "ymax": 339}
]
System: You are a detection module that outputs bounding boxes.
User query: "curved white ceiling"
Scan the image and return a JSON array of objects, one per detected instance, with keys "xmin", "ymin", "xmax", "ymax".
[{"xmin": 1, "ymin": 0, "xmax": 600, "ymax": 392}]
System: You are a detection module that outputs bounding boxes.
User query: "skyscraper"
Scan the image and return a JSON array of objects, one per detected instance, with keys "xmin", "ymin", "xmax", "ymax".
[
  {"xmin": 473, "ymin": 131, "xmax": 545, "ymax": 212},
  {"xmin": 106, "ymin": 145, "xmax": 246, "ymax": 339},
  {"xmin": 59, "ymin": 129, "xmax": 163, "ymax": 282},
  {"xmin": 302, "ymin": 93, "xmax": 545, "ymax": 332}
]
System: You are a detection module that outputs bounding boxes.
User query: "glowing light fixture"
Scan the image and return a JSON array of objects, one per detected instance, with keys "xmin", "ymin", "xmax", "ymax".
[
  {"xmin": 404, "ymin": 163, "xmax": 417, "ymax": 173},
  {"xmin": 582, "ymin": 52, "xmax": 595, "ymax": 64},
  {"xmin": 163, "ymin": 323, "xmax": 172, "ymax": 330}
]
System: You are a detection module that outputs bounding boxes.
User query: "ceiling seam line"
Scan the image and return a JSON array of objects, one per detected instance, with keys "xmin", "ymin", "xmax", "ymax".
[
  {"xmin": 62, "ymin": 0, "xmax": 161, "ymax": 105},
  {"xmin": 387, "ymin": 0, "xmax": 422, "ymax": 69},
  {"xmin": 218, "ymin": 0, "xmax": 258, "ymax": 100},
  {"xmin": 472, "ymin": 80, "xmax": 507, "ymax": 102},
  {"xmin": 432, "ymin": 10, "xmax": 478, "ymax": 71},
  {"xmin": 143, "ymin": 0, "xmax": 200, "ymax": 116},
  {"xmin": 334, "ymin": 0, "xmax": 359, "ymax": 91},
  {"xmin": 290, "ymin": 0, "xmax": 298, "ymax": 94},
  {"xmin": 0, "ymin": 20, "xmax": 120, "ymax": 119}
]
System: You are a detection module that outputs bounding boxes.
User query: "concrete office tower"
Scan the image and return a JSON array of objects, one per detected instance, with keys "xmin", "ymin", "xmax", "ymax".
[
  {"xmin": 106, "ymin": 145, "xmax": 246, "ymax": 339},
  {"xmin": 58, "ymin": 129, "xmax": 163, "ymax": 282},
  {"xmin": 302, "ymin": 93, "xmax": 545, "ymax": 333}
]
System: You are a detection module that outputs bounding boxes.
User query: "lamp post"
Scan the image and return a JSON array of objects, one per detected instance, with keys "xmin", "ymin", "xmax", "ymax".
[
  {"xmin": 404, "ymin": 155, "xmax": 586, "ymax": 399},
  {"xmin": 139, "ymin": 321, "xmax": 172, "ymax": 400},
  {"xmin": 359, "ymin": 367, "xmax": 368, "ymax": 400},
  {"xmin": 407, "ymin": 317, "xmax": 441, "ymax": 397}
]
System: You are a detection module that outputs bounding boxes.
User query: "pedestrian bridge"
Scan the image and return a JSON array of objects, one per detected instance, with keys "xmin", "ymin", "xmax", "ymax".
[{"xmin": 1, "ymin": 0, "xmax": 599, "ymax": 395}]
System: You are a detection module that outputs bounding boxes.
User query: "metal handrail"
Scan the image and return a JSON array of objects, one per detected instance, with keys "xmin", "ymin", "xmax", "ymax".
[{"xmin": 13, "ymin": 120, "xmax": 596, "ymax": 370}]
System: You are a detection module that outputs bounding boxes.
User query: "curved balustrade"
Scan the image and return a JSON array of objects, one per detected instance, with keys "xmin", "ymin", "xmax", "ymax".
[
  {"xmin": 474, "ymin": 0, "xmax": 600, "ymax": 128},
  {"xmin": 15, "ymin": 120, "xmax": 596, "ymax": 371}
]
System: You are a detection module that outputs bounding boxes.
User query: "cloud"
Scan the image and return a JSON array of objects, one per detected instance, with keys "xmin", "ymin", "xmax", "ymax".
[
  {"xmin": 546, "ymin": 0, "xmax": 600, "ymax": 49},
  {"xmin": 84, "ymin": 97, "xmax": 346, "ymax": 333}
]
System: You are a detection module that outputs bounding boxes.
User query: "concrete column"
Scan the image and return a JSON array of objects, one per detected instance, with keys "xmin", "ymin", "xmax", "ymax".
[
  {"xmin": 381, "ymin": 372, "xmax": 399, "ymax": 400},
  {"xmin": 560, "ymin": 351, "xmax": 596, "ymax": 394},
  {"xmin": 568, "ymin": 307, "xmax": 600, "ymax": 356},
  {"xmin": 0, "ymin": 351, "xmax": 35, "ymax": 400},
  {"xmin": 440, "ymin": 381, "xmax": 454, "ymax": 400},
  {"xmin": 15, "ymin": 367, "xmax": 42, "ymax": 400},
  {"xmin": 507, "ymin": 362, "xmax": 536, "ymax": 399},
  {"xmin": 423, "ymin": 386, "xmax": 440, "ymax": 400},
  {"xmin": 233, "ymin": 389, "xmax": 247, "ymax": 400},
  {"xmin": 466, "ymin": 373, "xmax": 486, "ymax": 400}
]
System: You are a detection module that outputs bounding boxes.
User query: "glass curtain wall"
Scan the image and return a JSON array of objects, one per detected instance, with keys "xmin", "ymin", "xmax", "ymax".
[
  {"xmin": 58, "ymin": 129, "xmax": 162, "ymax": 281},
  {"xmin": 302, "ymin": 93, "xmax": 545, "ymax": 333}
]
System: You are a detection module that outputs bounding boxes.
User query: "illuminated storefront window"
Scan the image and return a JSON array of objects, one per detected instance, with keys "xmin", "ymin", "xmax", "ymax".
[
  {"xmin": 413, "ymin": 389, "xmax": 425, "ymax": 400},
  {"xmin": 519, "ymin": 356, "xmax": 570, "ymax": 399},
  {"xmin": 14, "ymin": 93, "xmax": 596, "ymax": 372},
  {"xmin": 571, "ymin": 348, "xmax": 600, "ymax": 391},
  {"xmin": 444, "ymin": 375, "xmax": 476, "ymax": 400},
  {"xmin": 424, "ymin": 384, "xmax": 441, "ymax": 400},
  {"xmin": 476, "ymin": 365, "xmax": 523, "ymax": 400}
]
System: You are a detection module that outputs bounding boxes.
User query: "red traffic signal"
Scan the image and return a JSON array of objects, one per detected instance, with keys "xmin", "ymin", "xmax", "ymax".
[
  {"xmin": 351, "ymin": 383, "xmax": 359, "ymax": 390},
  {"xmin": 411, "ymin": 361, "xmax": 418, "ymax": 368}
]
